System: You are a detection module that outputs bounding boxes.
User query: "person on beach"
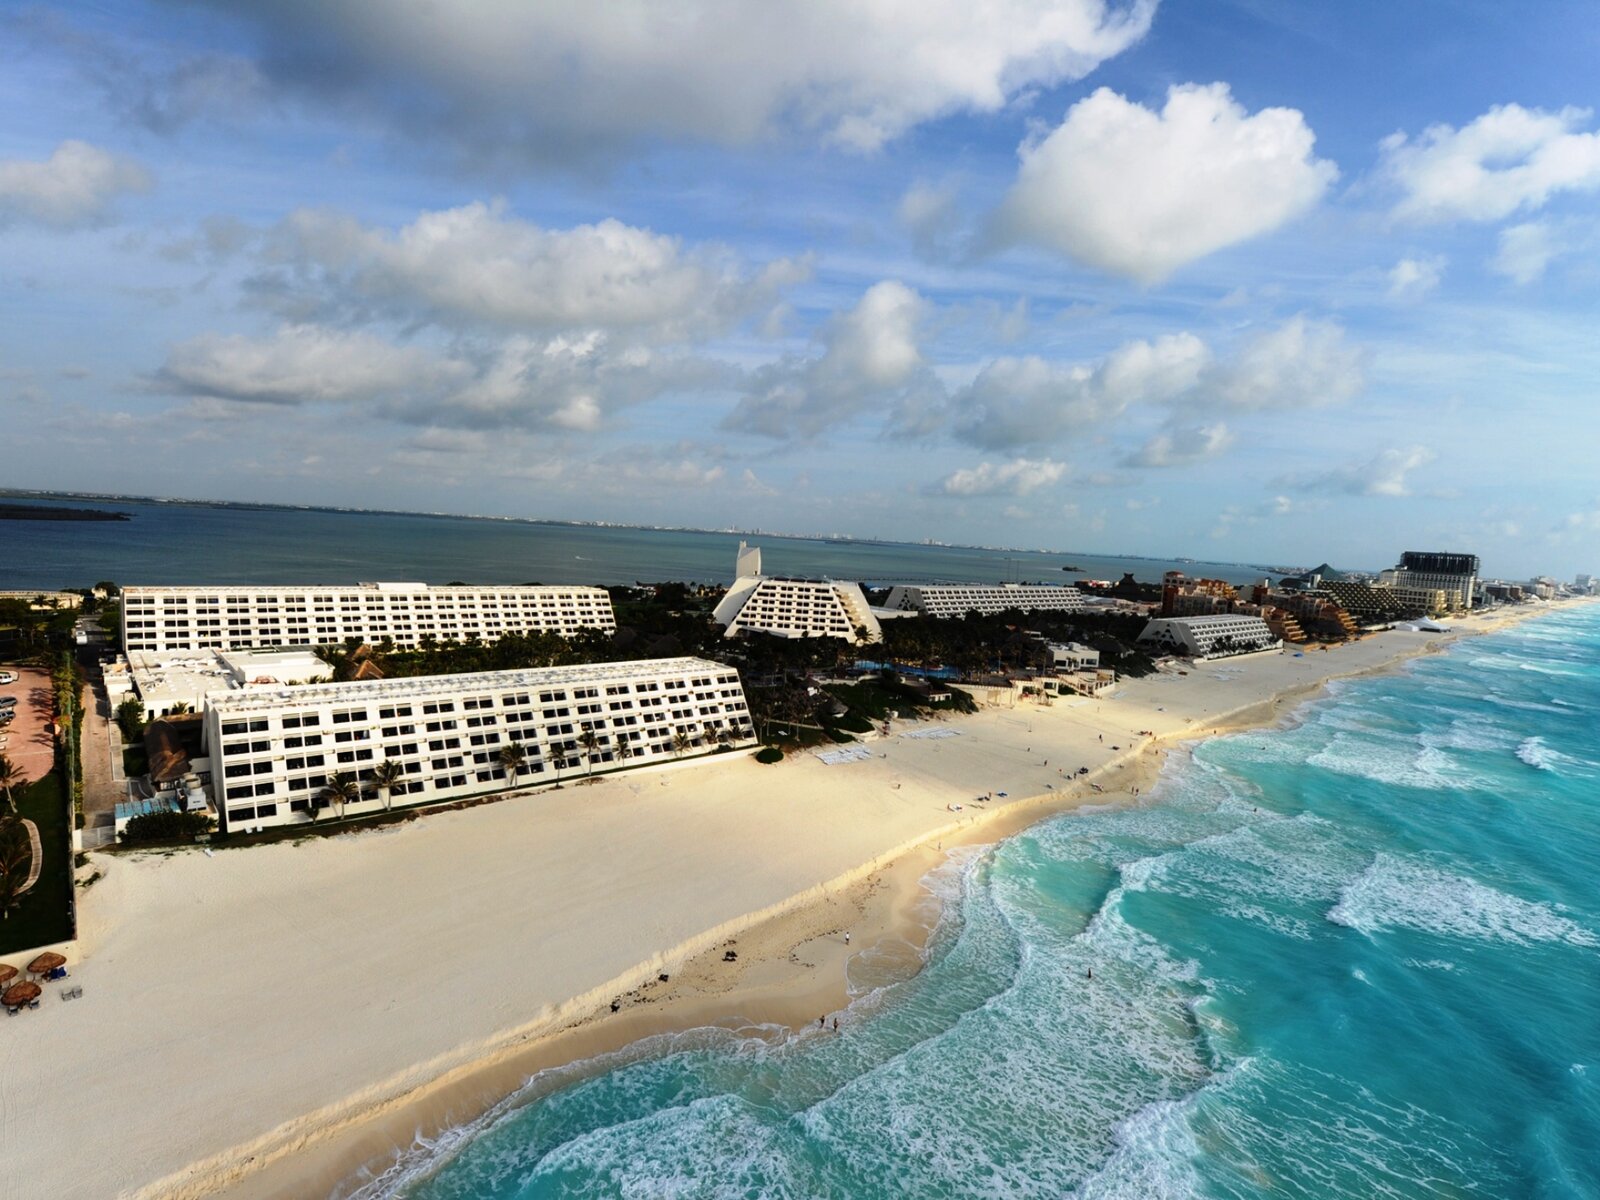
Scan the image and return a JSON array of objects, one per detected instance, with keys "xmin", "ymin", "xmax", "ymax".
[
  {"xmin": 833, "ymin": 1017, "xmax": 840, "ymax": 1032},
  {"xmin": 844, "ymin": 931, "xmax": 851, "ymax": 945},
  {"xmin": 819, "ymin": 1016, "xmax": 825, "ymax": 1028}
]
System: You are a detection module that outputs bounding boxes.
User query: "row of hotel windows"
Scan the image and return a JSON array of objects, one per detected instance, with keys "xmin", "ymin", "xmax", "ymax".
[
  {"xmin": 219, "ymin": 720, "xmax": 751, "ymax": 825},
  {"xmin": 216, "ymin": 678, "xmax": 740, "ymax": 734},
  {"xmin": 220, "ymin": 703, "xmax": 748, "ymax": 763}
]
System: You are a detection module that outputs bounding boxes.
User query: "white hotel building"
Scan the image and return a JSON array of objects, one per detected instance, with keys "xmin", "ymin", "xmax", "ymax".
[
  {"xmin": 712, "ymin": 543, "xmax": 882, "ymax": 644},
  {"xmin": 1136, "ymin": 614, "xmax": 1281, "ymax": 660},
  {"xmin": 202, "ymin": 657, "xmax": 753, "ymax": 832},
  {"xmin": 122, "ymin": 582, "xmax": 616, "ymax": 653},
  {"xmin": 881, "ymin": 583, "xmax": 1087, "ymax": 619}
]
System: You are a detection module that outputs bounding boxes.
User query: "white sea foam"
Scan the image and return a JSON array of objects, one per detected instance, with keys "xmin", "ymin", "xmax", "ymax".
[
  {"xmin": 1071, "ymin": 1091, "xmax": 1210, "ymax": 1200},
  {"xmin": 1516, "ymin": 736, "xmax": 1568, "ymax": 772},
  {"xmin": 1329, "ymin": 854, "xmax": 1599, "ymax": 949}
]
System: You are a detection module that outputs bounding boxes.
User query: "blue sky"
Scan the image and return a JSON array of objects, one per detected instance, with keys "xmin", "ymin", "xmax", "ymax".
[{"xmin": 2, "ymin": 1, "xmax": 1598, "ymax": 578}]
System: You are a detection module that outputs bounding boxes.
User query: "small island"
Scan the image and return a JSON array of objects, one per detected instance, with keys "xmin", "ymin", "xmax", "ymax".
[{"xmin": 0, "ymin": 503, "xmax": 131, "ymax": 522}]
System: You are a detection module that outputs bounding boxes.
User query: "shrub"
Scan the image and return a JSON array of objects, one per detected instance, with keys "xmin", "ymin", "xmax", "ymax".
[
  {"xmin": 754, "ymin": 746, "xmax": 784, "ymax": 765},
  {"xmin": 120, "ymin": 810, "xmax": 214, "ymax": 844},
  {"xmin": 115, "ymin": 696, "xmax": 146, "ymax": 742},
  {"xmin": 825, "ymin": 728, "xmax": 856, "ymax": 744}
]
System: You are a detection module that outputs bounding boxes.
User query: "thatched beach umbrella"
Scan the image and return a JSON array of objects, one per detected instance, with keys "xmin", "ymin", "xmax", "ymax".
[
  {"xmin": 0, "ymin": 963, "xmax": 16, "ymax": 988},
  {"xmin": 3, "ymin": 980, "xmax": 41, "ymax": 1009},
  {"xmin": 28, "ymin": 951, "xmax": 65, "ymax": 976}
]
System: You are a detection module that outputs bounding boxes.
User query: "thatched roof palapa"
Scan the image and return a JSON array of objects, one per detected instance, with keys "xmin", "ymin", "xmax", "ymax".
[
  {"xmin": 143, "ymin": 715, "xmax": 204, "ymax": 784},
  {"xmin": 29, "ymin": 951, "xmax": 66, "ymax": 974}
]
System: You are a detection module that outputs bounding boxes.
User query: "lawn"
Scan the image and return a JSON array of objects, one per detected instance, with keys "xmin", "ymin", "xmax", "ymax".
[{"xmin": 1, "ymin": 769, "xmax": 75, "ymax": 955}]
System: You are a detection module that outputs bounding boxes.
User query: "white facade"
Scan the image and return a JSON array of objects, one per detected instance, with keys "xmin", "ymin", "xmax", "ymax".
[
  {"xmin": 1137, "ymin": 614, "xmax": 1281, "ymax": 660},
  {"xmin": 122, "ymin": 582, "xmax": 616, "ymax": 653},
  {"xmin": 882, "ymin": 583, "xmax": 1086, "ymax": 619},
  {"xmin": 1378, "ymin": 567, "xmax": 1475, "ymax": 611},
  {"xmin": 202, "ymin": 657, "xmax": 754, "ymax": 832},
  {"xmin": 1047, "ymin": 641, "xmax": 1100, "ymax": 671},
  {"xmin": 713, "ymin": 543, "xmax": 881, "ymax": 645}
]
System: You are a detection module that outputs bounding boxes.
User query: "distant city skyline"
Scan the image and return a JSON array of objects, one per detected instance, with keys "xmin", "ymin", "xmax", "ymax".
[{"xmin": 4, "ymin": 2, "xmax": 1599, "ymax": 577}]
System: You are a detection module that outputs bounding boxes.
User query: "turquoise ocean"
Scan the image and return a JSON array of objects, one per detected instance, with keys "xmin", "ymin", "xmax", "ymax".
[{"xmin": 349, "ymin": 604, "xmax": 1600, "ymax": 1199}]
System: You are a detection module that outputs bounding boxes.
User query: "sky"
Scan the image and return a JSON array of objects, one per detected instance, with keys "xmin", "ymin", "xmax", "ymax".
[{"xmin": 2, "ymin": 1, "xmax": 1598, "ymax": 579}]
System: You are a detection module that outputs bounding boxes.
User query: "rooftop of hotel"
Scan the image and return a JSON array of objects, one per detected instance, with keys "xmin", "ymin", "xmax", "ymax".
[
  {"xmin": 203, "ymin": 655, "xmax": 736, "ymax": 712},
  {"xmin": 129, "ymin": 647, "xmax": 333, "ymax": 711},
  {"xmin": 123, "ymin": 581, "xmax": 609, "ymax": 595}
]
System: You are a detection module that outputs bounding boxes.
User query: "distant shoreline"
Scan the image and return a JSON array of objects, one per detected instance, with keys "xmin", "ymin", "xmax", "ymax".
[
  {"xmin": 0, "ymin": 488, "xmax": 1296, "ymax": 575},
  {"xmin": 0, "ymin": 502, "xmax": 129, "ymax": 522}
]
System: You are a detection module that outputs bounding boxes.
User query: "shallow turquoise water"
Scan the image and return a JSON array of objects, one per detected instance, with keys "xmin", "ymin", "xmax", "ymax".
[{"xmin": 355, "ymin": 606, "xmax": 1600, "ymax": 1199}]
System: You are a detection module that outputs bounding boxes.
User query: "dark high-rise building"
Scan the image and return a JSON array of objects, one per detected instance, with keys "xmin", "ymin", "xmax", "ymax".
[{"xmin": 1400, "ymin": 552, "xmax": 1480, "ymax": 577}]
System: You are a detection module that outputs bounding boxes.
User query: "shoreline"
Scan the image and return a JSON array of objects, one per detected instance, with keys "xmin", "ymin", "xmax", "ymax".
[{"xmin": 211, "ymin": 603, "xmax": 1565, "ymax": 1200}]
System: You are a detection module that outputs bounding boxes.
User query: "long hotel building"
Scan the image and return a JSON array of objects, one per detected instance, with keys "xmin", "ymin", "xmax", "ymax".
[
  {"xmin": 882, "ymin": 583, "xmax": 1087, "ymax": 619},
  {"xmin": 122, "ymin": 582, "xmax": 616, "ymax": 653},
  {"xmin": 202, "ymin": 657, "xmax": 753, "ymax": 832}
]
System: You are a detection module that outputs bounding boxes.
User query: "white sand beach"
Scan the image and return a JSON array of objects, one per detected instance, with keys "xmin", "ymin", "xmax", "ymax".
[{"xmin": 0, "ymin": 607, "xmax": 1566, "ymax": 1200}]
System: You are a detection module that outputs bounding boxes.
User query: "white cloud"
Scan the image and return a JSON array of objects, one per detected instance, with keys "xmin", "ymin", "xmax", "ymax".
[
  {"xmin": 1491, "ymin": 221, "xmax": 1559, "ymax": 284},
  {"xmin": 1381, "ymin": 104, "xmax": 1600, "ymax": 224},
  {"xmin": 953, "ymin": 332, "xmax": 1209, "ymax": 449},
  {"xmin": 1386, "ymin": 255, "xmax": 1445, "ymax": 300},
  {"xmin": 899, "ymin": 178, "xmax": 965, "ymax": 259},
  {"xmin": 1194, "ymin": 316, "xmax": 1363, "ymax": 412},
  {"xmin": 202, "ymin": 0, "xmax": 1155, "ymax": 157},
  {"xmin": 1123, "ymin": 422, "xmax": 1233, "ymax": 467},
  {"xmin": 255, "ymin": 202, "xmax": 804, "ymax": 338},
  {"xmin": 723, "ymin": 280, "xmax": 932, "ymax": 439},
  {"xmin": 0, "ymin": 140, "xmax": 150, "ymax": 228},
  {"xmin": 1292, "ymin": 446, "xmax": 1437, "ymax": 498},
  {"xmin": 154, "ymin": 324, "xmax": 725, "ymax": 433},
  {"xmin": 997, "ymin": 83, "xmax": 1336, "ymax": 282},
  {"xmin": 936, "ymin": 457, "xmax": 1069, "ymax": 497},
  {"xmin": 154, "ymin": 325, "xmax": 464, "ymax": 406}
]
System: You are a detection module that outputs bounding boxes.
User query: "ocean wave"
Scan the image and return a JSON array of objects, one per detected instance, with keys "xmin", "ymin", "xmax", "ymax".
[
  {"xmin": 1328, "ymin": 853, "xmax": 1599, "ymax": 949},
  {"xmin": 1305, "ymin": 733, "xmax": 1485, "ymax": 792},
  {"xmin": 1516, "ymin": 736, "xmax": 1562, "ymax": 771}
]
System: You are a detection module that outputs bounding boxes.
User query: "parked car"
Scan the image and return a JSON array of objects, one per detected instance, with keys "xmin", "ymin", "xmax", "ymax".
[
  {"xmin": 0, "ymin": 695, "xmax": 18, "ymax": 709},
  {"xmin": 0, "ymin": 670, "xmax": 17, "ymax": 684}
]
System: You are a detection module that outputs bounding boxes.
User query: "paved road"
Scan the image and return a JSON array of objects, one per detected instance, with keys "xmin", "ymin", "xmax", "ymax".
[{"xmin": 78, "ymin": 664, "xmax": 122, "ymax": 838}]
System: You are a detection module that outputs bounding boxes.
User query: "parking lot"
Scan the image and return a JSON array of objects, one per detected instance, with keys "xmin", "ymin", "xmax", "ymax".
[{"xmin": 1, "ymin": 665, "xmax": 56, "ymax": 784}]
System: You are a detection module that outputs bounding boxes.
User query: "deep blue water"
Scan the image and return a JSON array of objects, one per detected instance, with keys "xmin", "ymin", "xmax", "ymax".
[
  {"xmin": 352, "ymin": 604, "xmax": 1600, "ymax": 1199},
  {"xmin": 0, "ymin": 496, "xmax": 1281, "ymax": 589}
]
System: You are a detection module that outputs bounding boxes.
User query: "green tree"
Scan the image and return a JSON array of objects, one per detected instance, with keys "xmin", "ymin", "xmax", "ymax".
[
  {"xmin": 672, "ymin": 729, "xmax": 691, "ymax": 758},
  {"xmin": 370, "ymin": 759, "xmax": 404, "ymax": 811},
  {"xmin": 498, "ymin": 741, "xmax": 528, "ymax": 787},
  {"xmin": 0, "ymin": 754, "xmax": 19, "ymax": 814},
  {"xmin": 115, "ymin": 696, "xmax": 145, "ymax": 742},
  {"xmin": 0, "ymin": 815, "xmax": 36, "ymax": 919},
  {"xmin": 578, "ymin": 726, "xmax": 600, "ymax": 778},
  {"xmin": 319, "ymin": 771, "xmax": 361, "ymax": 821}
]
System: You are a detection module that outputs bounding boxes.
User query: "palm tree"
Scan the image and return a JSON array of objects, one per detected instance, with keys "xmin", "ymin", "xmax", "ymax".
[
  {"xmin": 672, "ymin": 729, "xmax": 691, "ymax": 758},
  {"xmin": 498, "ymin": 741, "xmax": 527, "ymax": 787},
  {"xmin": 319, "ymin": 771, "xmax": 361, "ymax": 821},
  {"xmin": 615, "ymin": 737, "xmax": 633, "ymax": 767},
  {"xmin": 0, "ymin": 754, "xmax": 19, "ymax": 815},
  {"xmin": 578, "ymin": 727, "xmax": 600, "ymax": 779},
  {"xmin": 370, "ymin": 758, "xmax": 404, "ymax": 811},
  {"xmin": 167, "ymin": 701, "xmax": 193, "ymax": 716}
]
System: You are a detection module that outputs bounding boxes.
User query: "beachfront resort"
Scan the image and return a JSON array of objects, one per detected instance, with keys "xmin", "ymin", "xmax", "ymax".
[
  {"xmin": 0, "ymin": 536, "xmax": 1595, "ymax": 1200},
  {"xmin": 121, "ymin": 581, "xmax": 617, "ymax": 653}
]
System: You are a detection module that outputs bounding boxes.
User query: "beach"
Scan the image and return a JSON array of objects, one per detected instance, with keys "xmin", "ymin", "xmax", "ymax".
[{"xmin": 0, "ymin": 607, "xmax": 1565, "ymax": 1200}]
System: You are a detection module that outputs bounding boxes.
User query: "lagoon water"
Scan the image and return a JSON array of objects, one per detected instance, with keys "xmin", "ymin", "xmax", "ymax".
[
  {"xmin": 0, "ymin": 496, "xmax": 1276, "ymax": 590},
  {"xmin": 356, "ymin": 605, "xmax": 1600, "ymax": 1199}
]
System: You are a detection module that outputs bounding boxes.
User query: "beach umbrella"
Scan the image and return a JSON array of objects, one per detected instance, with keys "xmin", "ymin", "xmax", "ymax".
[
  {"xmin": 0, "ymin": 963, "xmax": 16, "ymax": 988},
  {"xmin": 28, "ymin": 951, "xmax": 65, "ymax": 976},
  {"xmin": 3, "ymin": 980, "xmax": 41, "ymax": 1009}
]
